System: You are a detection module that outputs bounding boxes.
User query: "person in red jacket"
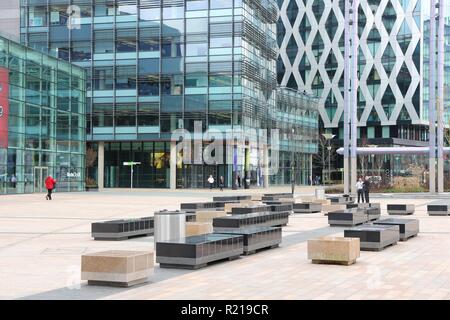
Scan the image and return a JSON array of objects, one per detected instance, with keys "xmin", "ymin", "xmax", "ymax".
[{"xmin": 45, "ymin": 176, "xmax": 57, "ymax": 200}]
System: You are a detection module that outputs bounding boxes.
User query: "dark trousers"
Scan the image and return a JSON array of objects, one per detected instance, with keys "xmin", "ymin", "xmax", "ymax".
[
  {"xmin": 364, "ymin": 191, "xmax": 370, "ymax": 203},
  {"xmin": 209, "ymin": 183, "xmax": 213, "ymax": 189},
  {"xmin": 46, "ymin": 188, "xmax": 53, "ymax": 200},
  {"xmin": 220, "ymin": 184, "xmax": 223, "ymax": 191},
  {"xmin": 357, "ymin": 190, "xmax": 364, "ymax": 203}
]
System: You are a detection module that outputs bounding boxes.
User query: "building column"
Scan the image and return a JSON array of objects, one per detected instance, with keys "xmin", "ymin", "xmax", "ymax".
[
  {"xmin": 350, "ymin": 0, "xmax": 359, "ymax": 196},
  {"xmin": 263, "ymin": 144, "xmax": 269, "ymax": 189},
  {"xmin": 429, "ymin": 0, "xmax": 437, "ymax": 193},
  {"xmin": 170, "ymin": 141, "xmax": 176, "ymax": 190},
  {"xmin": 343, "ymin": 0, "xmax": 351, "ymax": 195},
  {"xmin": 98, "ymin": 141, "xmax": 104, "ymax": 190}
]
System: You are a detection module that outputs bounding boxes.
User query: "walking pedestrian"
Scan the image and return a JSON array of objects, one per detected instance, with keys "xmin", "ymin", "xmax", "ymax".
[
  {"xmin": 363, "ymin": 176, "xmax": 371, "ymax": 203},
  {"xmin": 207, "ymin": 175, "xmax": 214, "ymax": 190},
  {"xmin": 356, "ymin": 177, "xmax": 364, "ymax": 203},
  {"xmin": 237, "ymin": 174, "xmax": 241, "ymax": 188},
  {"xmin": 219, "ymin": 176, "xmax": 224, "ymax": 191},
  {"xmin": 11, "ymin": 175, "xmax": 17, "ymax": 188},
  {"xmin": 45, "ymin": 175, "xmax": 57, "ymax": 200}
]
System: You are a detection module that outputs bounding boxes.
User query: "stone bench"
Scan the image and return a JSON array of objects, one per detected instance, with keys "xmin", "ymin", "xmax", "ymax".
[
  {"xmin": 180, "ymin": 201, "xmax": 236, "ymax": 213},
  {"xmin": 293, "ymin": 203, "xmax": 322, "ymax": 214},
  {"xmin": 328, "ymin": 196, "xmax": 355, "ymax": 204},
  {"xmin": 215, "ymin": 226, "xmax": 282, "ymax": 255},
  {"xmin": 230, "ymin": 205, "xmax": 269, "ymax": 215},
  {"xmin": 387, "ymin": 204, "xmax": 415, "ymax": 215},
  {"xmin": 344, "ymin": 224, "xmax": 400, "ymax": 251},
  {"xmin": 213, "ymin": 211, "xmax": 289, "ymax": 229},
  {"xmin": 328, "ymin": 209, "xmax": 368, "ymax": 226},
  {"xmin": 91, "ymin": 217, "xmax": 154, "ymax": 241},
  {"xmin": 196, "ymin": 210, "xmax": 228, "ymax": 223},
  {"xmin": 263, "ymin": 193, "xmax": 293, "ymax": 199},
  {"xmin": 374, "ymin": 218, "xmax": 419, "ymax": 241},
  {"xmin": 349, "ymin": 206, "xmax": 381, "ymax": 221},
  {"xmin": 186, "ymin": 222, "xmax": 213, "ymax": 237},
  {"xmin": 427, "ymin": 205, "xmax": 450, "ymax": 216},
  {"xmin": 81, "ymin": 250, "xmax": 153, "ymax": 287},
  {"xmin": 213, "ymin": 196, "xmax": 252, "ymax": 202},
  {"xmin": 156, "ymin": 234, "xmax": 243, "ymax": 269},
  {"xmin": 307, "ymin": 237, "xmax": 360, "ymax": 266},
  {"xmin": 322, "ymin": 204, "xmax": 347, "ymax": 215}
]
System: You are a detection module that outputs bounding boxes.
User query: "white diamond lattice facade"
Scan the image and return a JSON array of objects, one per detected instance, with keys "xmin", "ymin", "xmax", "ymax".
[{"xmin": 277, "ymin": 1, "xmax": 449, "ymax": 141}]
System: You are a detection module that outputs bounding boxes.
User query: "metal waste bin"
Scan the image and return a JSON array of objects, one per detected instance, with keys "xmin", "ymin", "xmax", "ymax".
[
  {"xmin": 315, "ymin": 187, "xmax": 325, "ymax": 200},
  {"xmin": 154, "ymin": 210, "xmax": 186, "ymax": 251}
]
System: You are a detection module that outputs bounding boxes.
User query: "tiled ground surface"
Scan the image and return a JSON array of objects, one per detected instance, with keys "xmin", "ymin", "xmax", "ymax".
[{"xmin": 1, "ymin": 187, "xmax": 450, "ymax": 300}]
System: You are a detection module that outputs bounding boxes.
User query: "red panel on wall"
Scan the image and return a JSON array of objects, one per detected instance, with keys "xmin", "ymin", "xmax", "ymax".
[{"xmin": 0, "ymin": 67, "xmax": 9, "ymax": 149}]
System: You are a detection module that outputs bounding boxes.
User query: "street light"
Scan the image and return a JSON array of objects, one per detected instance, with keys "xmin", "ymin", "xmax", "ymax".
[
  {"xmin": 291, "ymin": 128, "xmax": 295, "ymax": 195},
  {"xmin": 322, "ymin": 133, "xmax": 336, "ymax": 185}
]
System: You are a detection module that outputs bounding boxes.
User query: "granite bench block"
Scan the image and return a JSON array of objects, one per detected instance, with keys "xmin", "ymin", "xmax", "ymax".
[
  {"xmin": 322, "ymin": 204, "xmax": 347, "ymax": 215},
  {"xmin": 180, "ymin": 201, "xmax": 237, "ymax": 213},
  {"xmin": 81, "ymin": 250, "xmax": 153, "ymax": 287},
  {"xmin": 263, "ymin": 193, "xmax": 294, "ymax": 199},
  {"xmin": 196, "ymin": 210, "xmax": 228, "ymax": 223},
  {"xmin": 156, "ymin": 234, "xmax": 244, "ymax": 269},
  {"xmin": 186, "ymin": 222, "xmax": 213, "ymax": 237},
  {"xmin": 214, "ymin": 227, "xmax": 282, "ymax": 255},
  {"xmin": 267, "ymin": 203, "xmax": 293, "ymax": 213},
  {"xmin": 231, "ymin": 205, "xmax": 270, "ymax": 215},
  {"xmin": 293, "ymin": 203, "xmax": 322, "ymax": 214},
  {"xmin": 213, "ymin": 211, "xmax": 290, "ymax": 229},
  {"xmin": 307, "ymin": 237, "xmax": 360, "ymax": 266},
  {"xmin": 427, "ymin": 205, "xmax": 450, "ymax": 216},
  {"xmin": 344, "ymin": 224, "xmax": 400, "ymax": 251},
  {"xmin": 328, "ymin": 196, "xmax": 355, "ymax": 204},
  {"xmin": 91, "ymin": 217, "xmax": 154, "ymax": 240},
  {"xmin": 328, "ymin": 209, "xmax": 368, "ymax": 226},
  {"xmin": 374, "ymin": 218, "xmax": 419, "ymax": 241},
  {"xmin": 213, "ymin": 196, "xmax": 252, "ymax": 202},
  {"xmin": 387, "ymin": 204, "xmax": 415, "ymax": 215}
]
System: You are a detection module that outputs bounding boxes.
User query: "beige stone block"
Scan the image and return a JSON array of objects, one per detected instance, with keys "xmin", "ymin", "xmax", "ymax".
[
  {"xmin": 322, "ymin": 204, "xmax": 346, "ymax": 214},
  {"xmin": 196, "ymin": 210, "xmax": 227, "ymax": 222},
  {"xmin": 307, "ymin": 237, "xmax": 360, "ymax": 266},
  {"xmin": 224, "ymin": 203, "xmax": 244, "ymax": 213},
  {"xmin": 186, "ymin": 222, "xmax": 213, "ymax": 236},
  {"xmin": 81, "ymin": 250, "xmax": 154, "ymax": 286},
  {"xmin": 251, "ymin": 195, "xmax": 262, "ymax": 201}
]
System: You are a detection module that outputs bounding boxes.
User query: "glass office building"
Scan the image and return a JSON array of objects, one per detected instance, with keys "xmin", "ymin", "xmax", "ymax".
[
  {"xmin": 277, "ymin": 0, "xmax": 450, "ymax": 183},
  {"xmin": 21, "ymin": 0, "xmax": 317, "ymax": 189},
  {"xmin": 0, "ymin": 33, "xmax": 86, "ymax": 195}
]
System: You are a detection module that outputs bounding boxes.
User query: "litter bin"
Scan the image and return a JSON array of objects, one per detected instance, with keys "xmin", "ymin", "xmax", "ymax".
[{"xmin": 154, "ymin": 210, "xmax": 186, "ymax": 252}]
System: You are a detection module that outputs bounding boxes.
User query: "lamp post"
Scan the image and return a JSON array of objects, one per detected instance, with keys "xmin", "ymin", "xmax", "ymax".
[
  {"xmin": 322, "ymin": 133, "xmax": 336, "ymax": 185},
  {"xmin": 291, "ymin": 128, "xmax": 295, "ymax": 194}
]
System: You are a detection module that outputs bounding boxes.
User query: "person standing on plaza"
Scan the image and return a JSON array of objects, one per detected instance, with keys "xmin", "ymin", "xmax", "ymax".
[
  {"xmin": 363, "ymin": 176, "xmax": 371, "ymax": 203},
  {"xmin": 11, "ymin": 175, "xmax": 17, "ymax": 189},
  {"xmin": 219, "ymin": 176, "xmax": 224, "ymax": 191},
  {"xmin": 45, "ymin": 175, "xmax": 57, "ymax": 200},
  {"xmin": 356, "ymin": 177, "xmax": 364, "ymax": 203},
  {"xmin": 237, "ymin": 174, "xmax": 241, "ymax": 188},
  {"xmin": 207, "ymin": 175, "xmax": 214, "ymax": 190}
]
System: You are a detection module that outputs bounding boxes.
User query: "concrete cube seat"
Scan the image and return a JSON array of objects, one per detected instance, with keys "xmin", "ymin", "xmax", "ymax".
[
  {"xmin": 387, "ymin": 204, "xmax": 415, "ymax": 215},
  {"xmin": 214, "ymin": 226, "xmax": 282, "ymax": 255},
  {"xmin": 81, "ymin": 250, "xmax": 153, "ymax": 287},
  {"xmin": 293, "ymin": 203, "xmax": 322, "ymax": 214},
  {"xmin": 196, "ymin": 210, "xmax": 227, "ymax": 223},
  {"xmin": 91, "ymin": 217, "xmax": 154, "ymax": 241},
  {"xmin": 156, "ymin": 234, "xmax": 243, "ymax": 269},
  {"xmin": 374, "ymin": 218, "xmax": 419, "ymax": 241},
  {"xmin": 328, "ymin": 209, "xmax": 368, "ymax": 226},
  {"xmin": 344, "ymin": 224, "xmax": 400, "ymax": 251},
  {"xmin": 307, "ymin": 237, "xmax": 360, "ymax": 266},
  {"xmin": 186, "ymin": 222, "xmax": 213, "ymax": 237},
  {"xmin": 427, "ymin": 205, "xmax": 450, "ymax": 216}
]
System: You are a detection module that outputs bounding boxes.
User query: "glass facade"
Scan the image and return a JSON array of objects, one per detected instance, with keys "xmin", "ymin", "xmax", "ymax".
[
  {"xmin": 0, "ymin": 34, "xmax": 86, "ymax": 195},
  {"xmin": 21, "ymin": 0, "xmax": 318, "ymax": 188}
]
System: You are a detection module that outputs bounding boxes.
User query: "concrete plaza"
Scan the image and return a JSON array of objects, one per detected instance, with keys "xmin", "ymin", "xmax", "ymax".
[{"xmin": 1, "ymin": 187, "xmax": 450, "ymax": 300}]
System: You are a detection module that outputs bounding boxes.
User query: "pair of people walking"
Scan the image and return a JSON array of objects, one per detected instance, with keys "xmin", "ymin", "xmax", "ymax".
[
  {"xmin": 356, "ymin": 177, "xmax": 370, "ymax": 203},
  {"xmin": 207, "ymin": 175, "xmax": 224, "ymax": 191}
]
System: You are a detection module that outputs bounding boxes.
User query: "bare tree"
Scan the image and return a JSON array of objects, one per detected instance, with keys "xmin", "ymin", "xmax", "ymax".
[
  {"xmin": 313, "ymin": 135, "xmax": 337, "ymax": 183},
  {"xmin": 358, "ymin": 136, "xmax": 368, "ymax": 177}
]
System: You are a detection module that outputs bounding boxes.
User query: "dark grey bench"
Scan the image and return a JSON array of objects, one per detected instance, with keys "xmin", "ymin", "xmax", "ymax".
[
  {"xmin": 387, "ymin": 204, "xmax": 415, "ymax": 215},
  {"xmin": 328, "ymin": 209, "xmax": 368, "ymax": 226},
  {"xmin": 374, "ymin": 218, "xmax": 419, "ymax": 241},
  {"xmin": 92, "ymin": 217, "xmax": 154, "ymax": 240},
  {"xmin": 214, "ymin": 227, "xmax": 282, "ymax": 255},
  {"xmin": 427, "ymin": 205, "xmax": 450, "ymax": 216},
  {"xmin": 328, "ymin": 196, "xmax": 355, "ymax": 204},
  {"xmin": 213, "ymin": 196, "xmax": 252, "ymax": 202},
  {"xmin": 180, "ymin": 201, "xmax": 237, "ymax": 213},
  {"xmin": 344, "ymin": 224, "xmax": 400, "ymax": 251},
  {"xmin": 213, "ymin": 211, "xmax": 289, "ymax": 229},
  {"xmin": 293, "ymin": 203, "xmax": 322, "ymax": 214},
  {"xmin": 156, "ymin": 234, "xmax": 244, "ymax": 269}
]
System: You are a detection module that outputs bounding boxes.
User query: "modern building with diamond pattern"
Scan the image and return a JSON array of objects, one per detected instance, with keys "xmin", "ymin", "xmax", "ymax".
[{"xmin": 278, "ymin": 0, "xmax": 450, "ymax": 180}]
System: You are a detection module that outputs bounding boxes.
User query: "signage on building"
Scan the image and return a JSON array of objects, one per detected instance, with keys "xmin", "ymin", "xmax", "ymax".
[{"xmin": 0, "ymin": 67, "xmax": 9, "ymax": 149}]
